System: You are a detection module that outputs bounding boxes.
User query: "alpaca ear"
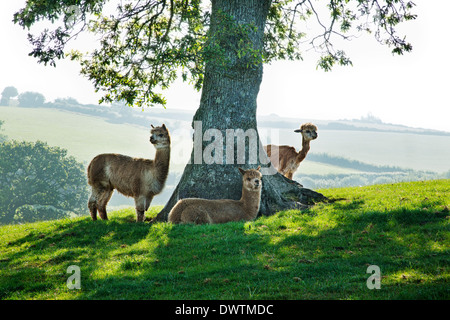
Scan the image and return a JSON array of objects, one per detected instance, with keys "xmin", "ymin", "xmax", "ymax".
[
  {"xmin": 162, "ymin": 123, "xmax": 167, "ymax": 130},
  {"xmin": 238, "ymin": 168, "xmax": 246, "ymax": 176},
  {"xmin": 256, "ymin": 165, "xmax": 261, "ymax": 171},
  {"xmin": 294, "ymin": 129, "xmax": 302, "ymax": 133},
  {"xmin": 151, "ymin": 124, "xmax": 155, "ymax": 128}
]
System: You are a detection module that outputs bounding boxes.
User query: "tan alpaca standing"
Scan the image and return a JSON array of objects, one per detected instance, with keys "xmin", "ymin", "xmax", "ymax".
[
  {"xmin": 168, "ymin": 166, "xmax": 262, "ymax": 224},
  {"xmin": 264, "ymin": 123, "xmax": 318, "ymax": 180},
  {"xmin": 87, "ymin": 124, "xmax": 171, "ymax": 222}
]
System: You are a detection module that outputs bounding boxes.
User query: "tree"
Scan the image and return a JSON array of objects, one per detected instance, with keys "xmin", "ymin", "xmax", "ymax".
[
  {"xmin": 0, "ymin": 120, "xmax": 7, "ymax": 143},
  {"xmin": 54, "ymin": 96, "xmax": 80, "ymax": 106},
  {"xmin": 14, "ymin": 0, "xmax": 416, "ymax": 220},
  {"xmin": 1, "ymin": 86, "xmax": 18, "ymax": 106},
  {"xmin": 18, "ymin": 91, "xmax": 46, "ymax": 108},
  {"xmin": 0, "ymin": 141, "xmax": 88, "ymax": 224}
]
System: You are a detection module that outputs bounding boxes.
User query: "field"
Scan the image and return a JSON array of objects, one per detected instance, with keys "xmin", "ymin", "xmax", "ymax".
[
  {"xmin": 3, "ymin": 106, "xmax": 450, "ymax": 173},
  {"xmin": 1, "ymin": 180, "xmax": 448, "ymax": 300},
  {"xmin": 3, "ymin": 105, "xmax": 449, "ymax": 205},
  {"xmin": 263, "ymin": 128, "xmax": 450, "ymax": 173},
  {"xmin": 0, "ymin": 107, "xmax": 154, "ymax": 165},
  {"xmin": 0, "ymin": 106, "xmax": 188, "ymax": 206}
]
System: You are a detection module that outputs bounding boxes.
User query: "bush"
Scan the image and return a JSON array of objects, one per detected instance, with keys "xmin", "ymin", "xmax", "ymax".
[
  {"xmin": 340, "ymin": 175, "xmax": 369, "ymax": 187},
  {"xmin": 297, "ymin": 171, "xmax": 443, "ymax": 190},
  {"xmin": 0, "ymin": 120, "xmax": 7, "ymax": 142},
  {"xmin": 14, "ymin": 204, "xmax": 71, "ymax": 223},
  {"xmin": 18, "ymin": 91, "xmax": 45, "ymax": 108},
  {"xmin": 298, "ymin": 176, "xmax": 316, "ymax": 189},
  {"xmin": 0, "ymin": 140, "xmax": 88, "ymax": 224},
  {"xmin": 373, "ymin": 176, "xmax": 394, "ymax": 185},
  {"xmin": 442, "ymin": 170, "xmax": 450, "ymax": 179}
]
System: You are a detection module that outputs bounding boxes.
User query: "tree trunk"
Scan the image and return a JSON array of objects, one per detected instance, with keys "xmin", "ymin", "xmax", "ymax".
[{"xmin": 154, "ymin": 0, "xmax": 325, "ymax": 221}]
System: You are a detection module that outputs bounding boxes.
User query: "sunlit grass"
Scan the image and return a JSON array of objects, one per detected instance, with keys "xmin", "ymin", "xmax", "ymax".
[{"xmin": 0, "ymin": 180, "xmax": 448, "ymax": 300}]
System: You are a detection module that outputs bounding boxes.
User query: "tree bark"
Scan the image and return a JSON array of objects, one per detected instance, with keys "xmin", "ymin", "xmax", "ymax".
[{"xmin": 154, "ymin": 0, "xmax": 325, "ymax": 221}]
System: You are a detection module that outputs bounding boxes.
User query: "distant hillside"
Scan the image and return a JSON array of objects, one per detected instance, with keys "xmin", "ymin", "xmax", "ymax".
[
  {"xmin": 306, "ymin": 153, "xmax": 409, "ymax": 173},
  {"xmin": 258, "ymin": 113, "xmax": 450, "ymax": 137},
  {"xmin": 5, "ymin": 98, "xmax": 448, "ymax": 136},
  {"xmin": 1, "ymin": 104, "xmax": 449, "ymax": 205}
]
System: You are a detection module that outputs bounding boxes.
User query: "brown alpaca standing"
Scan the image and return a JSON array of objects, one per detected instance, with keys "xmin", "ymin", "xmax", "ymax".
[
  {"xmin": 264, "ymin": 123, "xmax": 318, "ymax": 180},
  {"xmin": 168, "ymin": 166, "xmax": 262, "ymax": 224},
  {"xmin": 87, "ymin": 124, "xmax": 170, "ymax": 222}
]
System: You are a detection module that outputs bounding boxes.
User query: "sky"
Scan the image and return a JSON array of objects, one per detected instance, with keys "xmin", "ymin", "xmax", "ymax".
[{"xmin": 1, "ymin": 0, "xmax": 449, "ymax": 132}]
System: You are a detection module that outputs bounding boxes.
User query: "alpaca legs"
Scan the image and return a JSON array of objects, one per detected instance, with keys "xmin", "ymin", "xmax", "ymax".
[
  {"xmin": 88, "ymin": 195, "xmax": 98, "ymax": 221},
  {"xmin": 96, "ymin": 187, "xmax": 113, "ymax": 220},
  {"xmin": 169, "ymin": 201, "xmax": 213, "ymax": 224},
  {"xmin": 181, "ymin": 207, "xmax": 212, "ymax": 224},
  {"xmin": 135, "ymin": 195, "xmax": 154, "ymax": 222},
  {"xmin": 88, "ymin": 187, "xmax": 103, "ymax": 221},
  {"xmin": 90, "ymin": 187, "xmax": 153, "ymax": 222}
]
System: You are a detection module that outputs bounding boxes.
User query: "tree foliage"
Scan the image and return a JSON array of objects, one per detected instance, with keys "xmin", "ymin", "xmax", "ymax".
[
  {"xmin": 0, "ymin": 120, "xmax": 7, "ymax": 143},
  {"xmin": 18, "ymin": 91, "xmax": 46, "ymax": 107},
  {"xmin": 0, "ymin": 141, "xmax": 88, "ymax": 224},
  {"xmin": 1, "ymin": 86, "xmax": 19, "ymax": 106},
  {"xmin": 14, "ymin": 0, "xmax": 416, "ymax": 107}
]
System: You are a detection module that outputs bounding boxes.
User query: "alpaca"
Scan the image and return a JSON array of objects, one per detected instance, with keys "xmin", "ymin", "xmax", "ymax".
[
  {"xmin": 87, "ymin": 124, "xmax": 171, "ymax": 222},
  {"xmin": 168, "ymin": 166, "xmax": 262, "ymax": 224},
  {"xmin": 264, "ymin": 123, "xmax": 317, "ymax": 180}
]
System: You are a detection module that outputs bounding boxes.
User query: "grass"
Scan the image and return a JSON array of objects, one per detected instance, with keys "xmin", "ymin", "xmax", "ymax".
[
  {"xmin": 0, "ymin": 180, "xmax": 449, "ymax": 300},
  {"xmin": 0, "ymin": 106, "xmax": 191, "ymax": 178},
  {"xmin": 0, "ymin": 106, "xmax": 151, "ymax": 164},
  {"xmin": 3, "ymin": 106, "xmax": 450, "ymax": 173}
]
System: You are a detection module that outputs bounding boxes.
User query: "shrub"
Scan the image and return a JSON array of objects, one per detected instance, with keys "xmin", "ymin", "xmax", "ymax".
[
  {"xmin": 17, "ymin": 91, "xmax": 46, "ymax": 108},
  {"xmin": 14, "ymin": 204, "xmax": 72, "ymax": 223},
  {"xmin": 0, "ymin": 140, "xmax": 88, "ymax": 224},
  {"xmin": 373, "ymin": 176, "xmax": 394, "ymax": 185}
]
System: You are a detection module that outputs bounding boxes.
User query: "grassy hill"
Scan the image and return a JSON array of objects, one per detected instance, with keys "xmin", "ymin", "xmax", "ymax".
[
  {"xmin": 3, "ymin": 106, "xmax": 450, "ymax": 173},
  {"xmin": 0, "ymin": 106, "xmax": 156, "ymax": 164},
  {"xmin": 1, "ymin": 180, "xmax": 448, "ymax": 300},
  {"xmin": 1, "ymin": 105, "xmax": 449, "ymax": 206},
  {"xmin": 0, "ymin": 106, "xmax": 189, "ymax": 206}
]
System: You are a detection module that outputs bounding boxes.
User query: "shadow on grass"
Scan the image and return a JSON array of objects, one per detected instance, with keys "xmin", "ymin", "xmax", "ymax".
[
  {"xmin": 1, "ymin": 198, "xmax": 448, "ymax": 300},
  {"xmin": 0, "ymin": 216, "xmax": 151, "ymax": 299}
]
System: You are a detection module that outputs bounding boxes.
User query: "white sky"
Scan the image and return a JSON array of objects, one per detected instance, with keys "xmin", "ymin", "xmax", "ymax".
[{"xmin": 1, "ymin": 0, "xmax": 449, "ymax": 132}]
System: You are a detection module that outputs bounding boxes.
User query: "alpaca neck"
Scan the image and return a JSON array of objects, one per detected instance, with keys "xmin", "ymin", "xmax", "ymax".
[
  {"xmin": 240, "ymin": 187, "xmax": 261, "ymax": 219},
  {"xmin": 153, "ymin": 146, "xmax": 171, "ymax": 188},
  {"xmin": 154, "ymin": 145, "xmax": 171, "ymax": 165},
  {"xmin": 296, "ymin": 138, "xmax": 310, "ymax": 163}
]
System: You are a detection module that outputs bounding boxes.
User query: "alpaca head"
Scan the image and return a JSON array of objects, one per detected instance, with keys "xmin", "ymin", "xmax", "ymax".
[
  {"xmin": 294, "ymin": 123, "xmax": 318, "ymax": 142},
  {"xmin": 238, "ymin": 166, "xmax": 262, "ymax": 192},
  {"xmin": 150, "ymin": 124, "xmax": 171, "ymax": 148}
]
